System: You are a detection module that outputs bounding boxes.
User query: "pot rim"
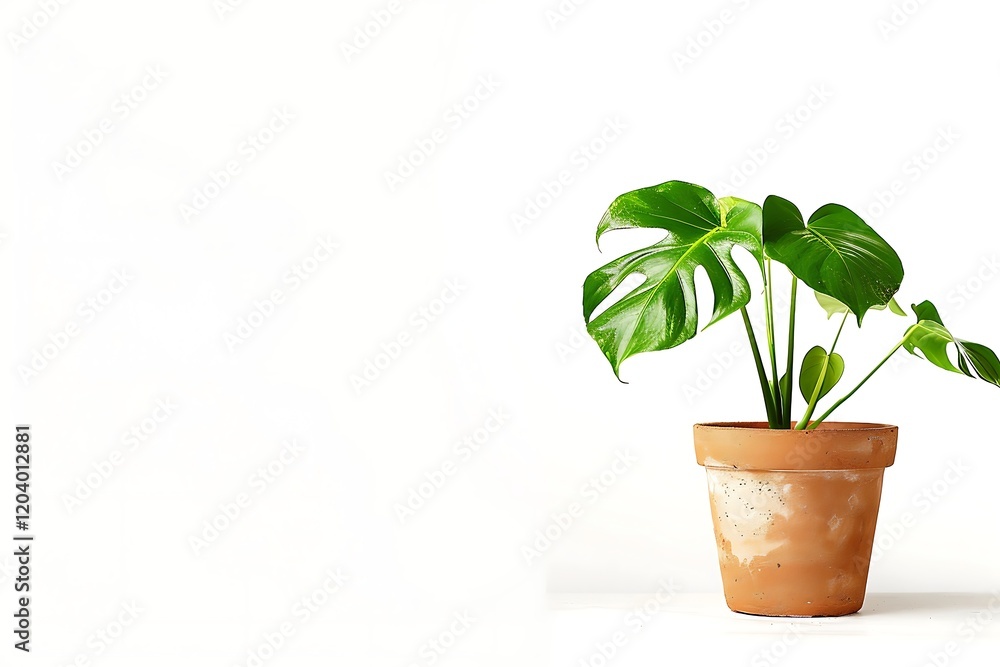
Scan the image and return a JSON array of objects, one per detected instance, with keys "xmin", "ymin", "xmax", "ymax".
[
  {"xmin": 695, "ymin": 421, "xmax": 897, "ymax": 431},
  {"xmin": 693, "ymin": 421, "xmax": 898, "ymax": 470}
]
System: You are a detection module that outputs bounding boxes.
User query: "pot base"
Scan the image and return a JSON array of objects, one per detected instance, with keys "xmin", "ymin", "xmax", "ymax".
[{"xmin": 730, "ymin": 607, "xmax": 861, "ymax": 618}]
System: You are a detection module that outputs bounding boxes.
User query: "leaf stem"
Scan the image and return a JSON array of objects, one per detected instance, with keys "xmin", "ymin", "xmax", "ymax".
[
  {"xmin": 796, "ymin": 312, "xmax": 848, "ymax": 429},
  {"xmin": 807, "ymin": 340, "xmax": 905, "ymax": 429},
  {"xmin": 764, "ymin": 261, "xmax": 783, "ymax": 425},
  {"xmin": 741, "ymin": 307, "xmax": 778, "ymax": 428},
  {"xmin": 783, "ymin": 277, "xmax": 798, "ymax": 427}
]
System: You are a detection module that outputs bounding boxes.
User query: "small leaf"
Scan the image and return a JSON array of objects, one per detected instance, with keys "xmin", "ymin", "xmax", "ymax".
[
  {"xmin": 912, "ymin": 300, "xmax": 945, "ymax": 324},
  {"xmin": 815, "ymin": 292, "xmax": 848, "ymax": 319},
  {"xmin": 903, "ymin": 300, "xmax": 1000, "ymax": 387},
  {"xmin": 799, "ymin": 345, "xmax": 845, "ymax": 402},
  {"xmin": 888, "ymin": 298, "xmax": 906, "ymax": 316},
  {"xmin": 814, "ymin": 292, "xmax": 905, "ymax": 319},
  {"xmin": 779, "ymin": 372, "xmax": 791, "ymax": 401}
]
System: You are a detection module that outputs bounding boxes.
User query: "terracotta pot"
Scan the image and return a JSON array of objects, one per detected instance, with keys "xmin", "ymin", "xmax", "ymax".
[{"xmin": 693, "ymin": 422, "xmax": 897, "ymax": 617}]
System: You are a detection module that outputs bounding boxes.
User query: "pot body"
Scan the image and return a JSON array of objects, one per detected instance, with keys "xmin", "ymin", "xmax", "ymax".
[{"xmin": 694, "ymin": 422, "xmax": 897, "ymax": 617}]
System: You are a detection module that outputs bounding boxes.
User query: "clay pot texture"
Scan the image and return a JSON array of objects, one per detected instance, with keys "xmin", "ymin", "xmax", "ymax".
[{"xmin": 694, "ymin": 422, "xmax": 897, "ymax": 617}]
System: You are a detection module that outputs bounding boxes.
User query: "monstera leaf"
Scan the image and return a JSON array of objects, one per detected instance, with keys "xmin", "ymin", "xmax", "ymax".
[
  {"xmin": 799, "ymin": 345, "xmax": 845, "ymax": 402},
  {"xmin": 902, "ymin": 300, "xmax": 1000, "ymax": 387},
  {"xmin": 763, "ymin": 196, "xmax": 903, "ymax": 324},
  {"xmin": 583, "ymin": 181, "xmax": 763, "ymax": 378},
  {"xmin": 815, "ymin": 291, "xmax": 906, "ymax": 319}
]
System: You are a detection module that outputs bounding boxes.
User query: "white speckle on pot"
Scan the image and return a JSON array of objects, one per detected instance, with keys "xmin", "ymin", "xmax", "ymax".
[
  {"xmin": 828, "ymin": 515, "xmax": 841, "ymax": 531},
  {"xmin": 706, "ymin": 469, "xmax": 792, "ymax": 565},
  {"xmin": 848, "ymin": 494, "xmax": 859, "ymax": 509}
]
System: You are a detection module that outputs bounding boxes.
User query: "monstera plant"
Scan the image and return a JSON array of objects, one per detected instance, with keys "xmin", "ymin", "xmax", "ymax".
[
  {"xmin": 581, "ymin": 180, "xmax": 1000, "ymax": 618},
  {"xmin": 583, "ymin": 180, "xmax": 999, "ymax": 429}
]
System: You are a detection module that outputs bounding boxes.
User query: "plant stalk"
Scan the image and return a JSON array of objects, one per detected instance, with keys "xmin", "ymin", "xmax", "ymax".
[
  {"xmin": 807, "ymin": 340, "xmax": 905, "ymax": 429},
  {"xmin": 782, "ymin": 277, "xmax": 798, "ymax": 428},
  {"xmin": 764, "ymin": 261, "xmax": 783, "ymax": 425},
  {"xmin": 741, "ymin": 307, "xmax": 778, "ymax": 428}
]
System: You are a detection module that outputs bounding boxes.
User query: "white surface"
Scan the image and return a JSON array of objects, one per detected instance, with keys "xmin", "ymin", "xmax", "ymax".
[
  {"xmin": 552, "ymin": 593, "xmax": 1000, "ymax": 665},
  {"xmin": 2, "ymin": 0, "xmax": 1000, "ymax": 663}
]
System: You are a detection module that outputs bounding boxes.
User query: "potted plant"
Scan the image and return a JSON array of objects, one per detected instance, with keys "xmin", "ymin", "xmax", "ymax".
[{"xmin": 582, "ymin": 180, "xmax": 1000, "ymax": 617}]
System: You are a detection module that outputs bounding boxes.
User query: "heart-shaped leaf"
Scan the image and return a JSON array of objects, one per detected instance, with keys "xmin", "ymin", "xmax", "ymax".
[
  {"xmin": 779, "ymin": 371, "xmax": 791, "ymax": 404},
  {"xmin": 763, "ymin": 196, "xmax": 903, "ymax": 325},
  {"xmin": 583, "ymin": 181, "xmax": 763, "ymax": 378},
  {"xmin": 799, "ymin": 345, "xmax": 845, "ymax": 402},
  {"xmin": 903, "ymin": 300, "xmax": 1000, "ymax": 387},
  {"xmin": 815, "ymin": 291, "xmax": 906, "ymax": 319}
]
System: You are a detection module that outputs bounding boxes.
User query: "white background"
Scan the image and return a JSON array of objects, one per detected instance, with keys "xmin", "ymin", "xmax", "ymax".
[{"xmin": 2, "ymin": 0, "xmax": 1000, "ymax": 664}]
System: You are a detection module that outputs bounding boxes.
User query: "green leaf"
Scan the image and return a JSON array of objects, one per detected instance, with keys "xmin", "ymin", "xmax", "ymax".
[
  {"xmin": 798, "ymin": 345, "xmax": 845, "ymax": 402},
  {"xmin": 763, "ymin": 196, "xmax": 903, "ymax": 325},
  {"xmin": 911, "ymin": 300, "xmax": 944, "ymax": 324},
  {"xmin": 814, "ymin": 292, "xmax": 906, "ymax": 319},
  {"xmin": 903, "ymin": 300, "xmax": 1000, "ymax": 387},
  {"xmin": 904, "ymin": 320, "xmax": 959, "ymax": 371},
  {"xmin": 583, "ymin": 181, "xmax": 763, "ymax": 378},
  {"xmin": 779, "ymin": 371, "xmax": 791, "ymax": 401},
  {"xmin": 956, "ymin": 341, "xmax": 1000, "ymax": 385}
]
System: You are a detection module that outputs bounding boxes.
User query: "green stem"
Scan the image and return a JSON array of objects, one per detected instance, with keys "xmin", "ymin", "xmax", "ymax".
[
  {"xmin": 764, "ymin": 261, "xmax": 783, "ymax": 425},
  {"xmin": 741, "ymin": 307, "xmax": 778, "ymax": 428},
  {"xmin": 796, "ymin": 312, "xmax": 848, "ymax": 429},
  {"xmin": 808, "ymin": 340, "xmax": 905, "ymax": 429},
  {"xmin": 782, "ymin": 277, "xmax": 798, "ymax": 428}
]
